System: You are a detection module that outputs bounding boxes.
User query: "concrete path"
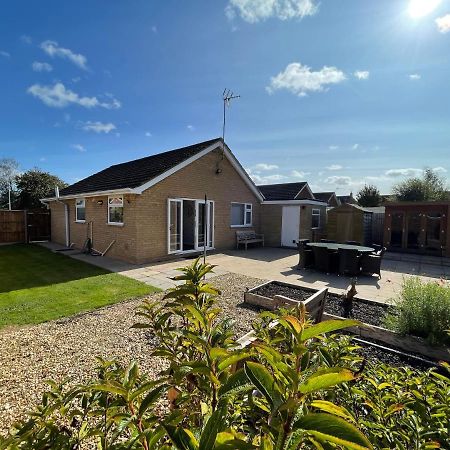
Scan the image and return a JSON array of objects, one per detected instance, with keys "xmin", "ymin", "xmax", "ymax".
[{"xmin": 41, "ymin": 243, "xmax": 449, "ymax": 303}]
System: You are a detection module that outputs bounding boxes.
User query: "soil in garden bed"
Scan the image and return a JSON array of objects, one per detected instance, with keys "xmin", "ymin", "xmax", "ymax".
[{"xmin": 252, "ymin": 282, "xmax": 392, "ymax": 327}]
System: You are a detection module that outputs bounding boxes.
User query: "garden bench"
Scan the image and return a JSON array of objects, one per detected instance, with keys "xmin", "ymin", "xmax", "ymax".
[{"xmin": 236, "ymin": 230, "xmax": 264, "ymax": 250}]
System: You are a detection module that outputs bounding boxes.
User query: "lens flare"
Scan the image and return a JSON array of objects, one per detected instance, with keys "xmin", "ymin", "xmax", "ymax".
[{"xmin": 409, "ymin": 0, "xmax": 442, "ymax": 18}]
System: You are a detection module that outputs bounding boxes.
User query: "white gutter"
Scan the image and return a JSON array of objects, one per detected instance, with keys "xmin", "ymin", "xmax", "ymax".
[
  {"xmin": 262, "ymin": 199, "xmax": 328, "ymax": 206},
  {"xmin": 41, "ymin": 187, "xmax": 136, "ymax": 202}
]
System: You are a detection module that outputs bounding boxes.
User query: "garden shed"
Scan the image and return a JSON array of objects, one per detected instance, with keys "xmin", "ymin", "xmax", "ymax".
[
  {"xmin": 383, "ymin": 201, "xmax": 450, "ymax": 257},
  {"xmin": 326, "ymin": 203, "xmax": 373, "ymax": 245}
]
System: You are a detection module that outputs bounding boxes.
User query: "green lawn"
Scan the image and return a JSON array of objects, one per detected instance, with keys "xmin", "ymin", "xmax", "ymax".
[{"xmin": 0, "ymin": 244, "xmax": 158, "ymax": 328}]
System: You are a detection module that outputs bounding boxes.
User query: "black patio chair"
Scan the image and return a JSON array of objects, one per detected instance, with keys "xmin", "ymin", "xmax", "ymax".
[
  {"xmin": 360, "ymin": 254, "xmax": 383, "ymax": 279},
  {"xmin": 320, "ymin": 239, "xmax": 336, "ymax": 243},
  {"xmin": 312, "ymin": 246, "xmax": 338, "ymax": 274},
  {"xmin": 371, "ymin": 244, "xmax": 382, "ymax": 254},
  {"xmin": 297, "ymin": 241, "xmax": 314, "ymax": 269},
  {"xmin": 338, "ymin": 248, "xmax": 361, "ymax": 276},
  {"xmin": 345, "ymin": 240, "xmax": 361, "ymax": 246}
]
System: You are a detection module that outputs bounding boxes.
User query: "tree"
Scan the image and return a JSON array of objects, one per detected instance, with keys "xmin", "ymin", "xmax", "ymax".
[
  {"xmin": 0, "ymin": 158, "xmax": 19, "ymax": 210},
  {"xmin": 356, "ymin": 184, "xmax": 382, "ymax": 207},
  {"xmin": 15, "ymin": 168, "xmax": 67, "ymax": 209},
  {"xmin": 392, "ymin": 168, "xmax": 448, "ymax": 202}
]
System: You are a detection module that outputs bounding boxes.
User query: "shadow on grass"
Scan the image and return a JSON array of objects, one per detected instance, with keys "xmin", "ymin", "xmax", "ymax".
[{"xmin": 0, "ymin": 244, "xmax": 112, "ymax": 294}]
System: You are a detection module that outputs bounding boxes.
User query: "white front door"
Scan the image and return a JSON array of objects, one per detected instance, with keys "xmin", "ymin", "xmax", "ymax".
[{"xmin": 281, "ymin": 206, "xmax": 300, "ymax": 247}]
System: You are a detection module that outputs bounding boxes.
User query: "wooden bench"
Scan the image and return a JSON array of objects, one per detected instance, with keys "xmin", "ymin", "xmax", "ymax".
[{"xmin": 236, "ymin": 230, "xmax": 264, "ymax": 250}]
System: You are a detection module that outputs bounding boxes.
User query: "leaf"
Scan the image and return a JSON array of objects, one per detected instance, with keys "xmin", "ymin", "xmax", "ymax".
[
  {"xmin": 281, "ymin": 315, "xmax": 303, "ymax": 334},
  {"xmin": 293, "ymin": 413, "xmax": 372, "ymax": 450},
  {"xmin": 198, "ymin": 406, "xmax": 225, "ymax": 450},
  {"xmin": 244, "ymin": 362, "xmax": 283, "ymax": 409},
  {"xmin": 300, "ymin": 368, "xmax": 355, "ymax": 394},
  {"xmin": 163, "ymin": 424, "xmax": 199, "ymax": 450},
  {"xmin": 90, "ymin": 382, "xmax": 128, "ymax": 398},
  {"xmin": 219, "ymin": 369, "xmax": 253, "ymax": 398},
  {"xmin": 300, "ymin": 320, "xmax": 361, "ymax": 342},
  {"xmin": 310, "ymin": 400, "xmax": 356, "ymax": 423},
  {"xmin": 138, "ymin": 385, "xmax": 167, "ymax": 416},
  {"xmin": 217, "ymin": 353, "xmax": 251, "ymax": 371}
]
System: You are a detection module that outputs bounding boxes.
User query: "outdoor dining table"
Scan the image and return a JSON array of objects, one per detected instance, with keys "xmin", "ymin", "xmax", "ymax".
[{"xmin": 306, "ymin": 242, "xmax": 375, "ymax": 253}]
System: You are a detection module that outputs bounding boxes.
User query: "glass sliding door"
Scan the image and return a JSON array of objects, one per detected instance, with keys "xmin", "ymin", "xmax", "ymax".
[
  {"xmin": 195, "ymin": 200, "xmax": 214, "ymax": 250},
  {"xmin": 425, "ymin": 213, "xmax": 442, "ymax": 252},
  {"xmin": 407, "ymin": 213, "xmax": 421, "ymax": 249},
  {"xmin": 168, "ymin": 199, "xmax": 182, "ymax": 252},
  {"xmin": 390, "ymin": 212, "xmax": 404, "ymax": 248}
]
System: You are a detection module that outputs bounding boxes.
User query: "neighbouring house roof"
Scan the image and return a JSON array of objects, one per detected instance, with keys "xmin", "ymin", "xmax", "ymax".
[
  {"xmin": 258, "ymin": 182, "xmax": 311, "ymax": 201},
  {"xmin": 337, "ymin": 194, "xmax": 357, "ymax": 205},
  {"xmin": 59, "ymin": 138, "xmax": 222, "ymax": 197},
  {"xmin": 313, "ymin": 191, "xmax": 340, "ymax": 205}
]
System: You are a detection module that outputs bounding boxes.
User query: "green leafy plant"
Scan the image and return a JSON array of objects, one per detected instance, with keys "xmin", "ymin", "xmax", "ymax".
[
  {"xmin": 3, "ymin": 258, "xmax": 449, "ymax": 449},
  {"xmin": 385, "ymin": 277, "xmax": 450, "ymax": 346}
]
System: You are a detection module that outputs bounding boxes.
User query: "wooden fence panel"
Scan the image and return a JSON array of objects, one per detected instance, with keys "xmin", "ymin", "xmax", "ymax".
[{"xmin": 0, "ymin": 210, "xmax": 26, "ymax": 243}]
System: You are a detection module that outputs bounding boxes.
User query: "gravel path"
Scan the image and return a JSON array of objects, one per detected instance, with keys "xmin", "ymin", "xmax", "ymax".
[{"xmin": 0, "ymin": 273, "xmax": 262, "ymax": 435}]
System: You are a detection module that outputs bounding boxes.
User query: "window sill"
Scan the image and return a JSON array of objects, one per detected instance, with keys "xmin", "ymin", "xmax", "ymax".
[
  {"xmin": 231, "ymin": 224, "xmax": 253, "ymax": 228},
  {"xmin": 108, "ymin": 222, "xmax": 124, "ymax": 227},
  {"xmin": 75, "ymin": 220, "xmax": 85, "ymax": 224}
]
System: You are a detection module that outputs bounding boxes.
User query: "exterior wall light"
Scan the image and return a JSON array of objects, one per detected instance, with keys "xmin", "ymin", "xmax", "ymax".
[{"xmin": 97, "ymin": 200, "xmax": 104, "ymax": 205}]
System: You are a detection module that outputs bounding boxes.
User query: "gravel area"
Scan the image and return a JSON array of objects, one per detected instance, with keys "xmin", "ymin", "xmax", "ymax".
[{"xmin": 0, "ymin": 273, "xmax": 262, "ymax": 436}]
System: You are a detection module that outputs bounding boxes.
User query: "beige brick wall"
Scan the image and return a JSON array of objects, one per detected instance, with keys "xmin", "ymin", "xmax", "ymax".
[
  {"xmin": 300, "ymin": 205, "xmax": 327, "ymax": 241},
  {"xmin": 49, "ymin": 148, "xmax": 261, "ymax": 263},
  {"xmin": 261, "ymin": 204, "xmax": 282, "ymax": 246},
  {"xmin": 134, "ymin": 149, "xmax": 261, "ymax": 263}
]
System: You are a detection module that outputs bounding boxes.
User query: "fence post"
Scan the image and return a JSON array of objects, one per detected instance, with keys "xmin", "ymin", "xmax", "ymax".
[{"xmin": 24, "ymin": 210, "xmax": 28, "ymax": 243}]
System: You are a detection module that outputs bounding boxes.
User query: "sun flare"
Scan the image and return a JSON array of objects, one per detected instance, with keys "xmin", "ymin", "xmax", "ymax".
[{"xmin": 408, "ymin": 0, "xmax": 441, "ymax": 18}]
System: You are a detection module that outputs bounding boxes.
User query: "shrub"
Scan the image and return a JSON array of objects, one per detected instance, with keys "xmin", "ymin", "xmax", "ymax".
[{"xmin": 385, "ymin": 277, "xmax": 450, "ymax": 346}]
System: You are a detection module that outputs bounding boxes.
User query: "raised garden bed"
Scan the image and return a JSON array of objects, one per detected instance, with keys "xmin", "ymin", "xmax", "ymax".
[{"xmin": 244, "ymin": 280, "xmax": 450, "ymax": 364}]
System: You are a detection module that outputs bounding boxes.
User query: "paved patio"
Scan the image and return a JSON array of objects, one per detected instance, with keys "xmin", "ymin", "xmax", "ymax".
[{"xmin": 41, "ymin": 243, "xmax": 449, "ymax": 303}]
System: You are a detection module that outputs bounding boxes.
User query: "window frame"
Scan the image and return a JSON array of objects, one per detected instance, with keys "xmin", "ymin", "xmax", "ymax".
[
  {"xmin": 230, "ymin": 202, "xmax": 253, "ymax": 228},
  {"xmin": 311, "ymin": 208, "xmax": 321, "ymax": 229},
  {"xmin": 108, "ymin": 195, "xmax": 124, "ymax": 226},
  {"xmin": 75, "ymin": 198, "xmax": 86, "ymax": 223}
]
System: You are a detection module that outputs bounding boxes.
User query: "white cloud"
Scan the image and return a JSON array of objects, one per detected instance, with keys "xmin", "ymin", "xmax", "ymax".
[
  {"xmin": 72, "ymin": 144, "xmax": 86, "ymax": 152},
  {"xmin": 409, "ymin": 73, "xmax": 421, "ymax": 80},
  {"xmin": 81, "ymin": 121, "xmax": 116, "ymax": 134},
  {"xmin": 145, "ymin": 131, "xmax": 152, "ymax": 137},
  {"xmin": 291, "ymin": 170, "xmax": 309, "ymax": 178},
  {"xmin": 324, "ymin": 175, "xmax": 352, "ymax": 186},
  {"xmin": 329, "ymin": 145, "xmax": 339, "ymax": 150},
  {"xmin": 40, "ymin": 40, "xmax": 87, "ymax": 70},
  {"xmin": 0, "ymin": 50, "xmax": 10, "ymax": 58},
  {"xmin": 20, "ymin": 35, "xmax": 32, "ymax": 44},
  {"xmin": 352, "ymin": 144, "xmax": 359, "ymax": 150},
  {"xmin": 187, "ymin": 125, "xmax": 195, "ymax": 131},
  {"xmin": 151, "ymin": 25, "xmax": 158, "ymax": 33},
  {"xmin": 254, "ymin": 163, "xmax": 279, "ymax": 171},
  {"xmin": 354, "ymin": 70, "xmax": 369, "ymax": 80},
  {"xmin": 267, "ymin": 62, "xmax": 346, "ymax": 97},
  {"xmin": 436, "ymin": 14, "xmax": 450, "ymax": 33},
  {"xmin": 27, "ymin": 83, "xmax": 121, "ymax": 109},
  {"xmin": 433, "ymin": 166, "xmax": 447, "ymax": 173},
  {"xmin": 226, "ymin": 0, "xmax": 318, "ymax": 23},
  {"xmin": 39, "ymin": 157, "xmax": 46, "ymax": 162},
  {"xmin": 385, "ymin": 168, "xmax": 423, "ymax": 178},
  {"xmin": 32, "ymin": 61, "xmax": 53, "ymax": 72},
  {"xmin": 326, "ymin": 164, "xmax": 342, "ymax": 171}
]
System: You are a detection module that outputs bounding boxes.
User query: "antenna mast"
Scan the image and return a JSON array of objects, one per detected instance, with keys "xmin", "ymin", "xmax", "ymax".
[{"xmin": 222, "ymin": 88, "xmax": 240, "ymax": 149}]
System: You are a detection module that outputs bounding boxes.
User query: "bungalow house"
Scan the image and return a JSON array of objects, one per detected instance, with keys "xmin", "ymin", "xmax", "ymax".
[
  {"xmin": 337, "ymin": 193, "xmax": 357, "ymax": 205},
  {"xmin": 43, "ymin": 138, "xmax": 265, "ymax": 263},
  {"xmin": 43, "ymin": 139, "xmax": 327, "ymax": 262},
  {"xmin": 313, "ymin": 191, "xmax": 340, "ymax": 207},
  {"xmin": 258, "ymin": 182, "xmax": 327, "ymax": 247}
]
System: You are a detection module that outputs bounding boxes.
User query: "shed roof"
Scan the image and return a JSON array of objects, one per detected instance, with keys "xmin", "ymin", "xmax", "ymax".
[{"xmin": 257, "ymin": 182, "xmax": 310, "ymax": 201}]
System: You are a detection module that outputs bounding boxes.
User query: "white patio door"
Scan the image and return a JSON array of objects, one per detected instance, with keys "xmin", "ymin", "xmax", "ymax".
[
  {"xmin": 281, "ymin": 206, "xmax": 300, "ymax": 247},
  {"xmin": 168, "ymin": 198, "xmax": 214, "ymax": 254},
  {"xmin": 195, "ymin": 200, "xmax": 214, "ymax": 250}
]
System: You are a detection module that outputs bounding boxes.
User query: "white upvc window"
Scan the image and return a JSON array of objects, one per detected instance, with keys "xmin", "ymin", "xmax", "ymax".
[
  {"xmin": 231, "ymin": 202, "xmax": 252, "ymax": 227},
  {"xmin": 312, "ymin": 208, "xmax": 321, "ymax": 229},
  {"xmin": 108, "ymin": 196, "xmax": 124, "ymax": 225},
  {"xmin": 75, "ymin": 199, "xmax": 86, "ymax": 222}
]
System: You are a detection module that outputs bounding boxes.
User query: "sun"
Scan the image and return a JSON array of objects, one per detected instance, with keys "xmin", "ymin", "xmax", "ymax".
[{"xmin": 408, "ymin": 0, "xmax": 442, "ymax": 18}]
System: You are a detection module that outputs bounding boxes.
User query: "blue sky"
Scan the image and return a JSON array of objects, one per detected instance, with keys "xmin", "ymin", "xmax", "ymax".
[{"xmin": 1, "ymin": 0, "xmax": 449, "ymax": 195}]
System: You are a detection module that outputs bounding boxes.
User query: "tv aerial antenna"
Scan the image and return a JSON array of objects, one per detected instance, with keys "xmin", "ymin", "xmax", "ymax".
[{"xmin": 222, "ymin": 88, "xmax": 240, "ymax": 151}]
